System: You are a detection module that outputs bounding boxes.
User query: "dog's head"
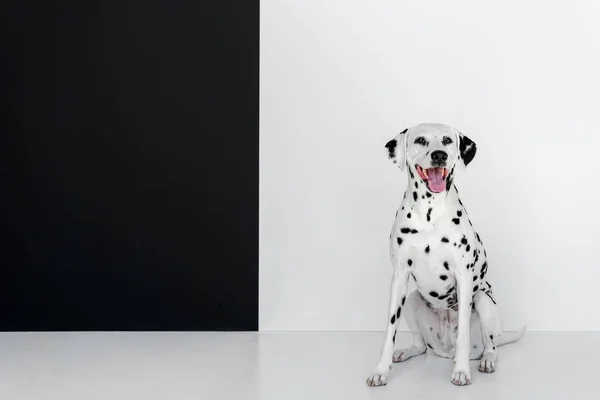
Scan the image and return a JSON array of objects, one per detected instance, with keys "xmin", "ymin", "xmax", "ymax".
[{"xmin": 385, "ymin": 123, "xmax": 476, "ymax": 194}]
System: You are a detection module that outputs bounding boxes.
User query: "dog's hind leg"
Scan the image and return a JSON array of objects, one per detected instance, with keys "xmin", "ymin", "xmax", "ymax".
[
  {"xmin": 392, "ymin": 290, "xmax": 427, "ymax": 362},
  {"xmin": 473, "ymin": 290, "xmax": 502, "ymax": 373}
]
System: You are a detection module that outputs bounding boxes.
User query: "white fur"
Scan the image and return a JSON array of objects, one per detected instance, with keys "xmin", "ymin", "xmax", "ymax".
[{"xmin": 366, "ymin": 123, "xmax": 525, "ymax": 387}]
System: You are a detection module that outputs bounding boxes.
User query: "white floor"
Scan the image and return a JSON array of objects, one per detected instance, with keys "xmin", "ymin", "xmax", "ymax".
[{"xmin": 0, "ymin": 331, "xmax": 596, "ymax": 399}]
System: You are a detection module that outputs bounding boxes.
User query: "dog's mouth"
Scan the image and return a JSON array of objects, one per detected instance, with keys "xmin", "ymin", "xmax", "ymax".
[{"xmin": 416, "ymin": 165, "xmax": 449, "ymax": 193}]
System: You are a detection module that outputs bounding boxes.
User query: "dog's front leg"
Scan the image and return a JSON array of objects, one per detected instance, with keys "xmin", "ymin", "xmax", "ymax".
[
  {"xmin": 366, "ymin": 267, "xmax": 409, "ymax": 387},
  {"xmin": 451, "ymin": 267, "xmax": 474, "ymax": 386}
]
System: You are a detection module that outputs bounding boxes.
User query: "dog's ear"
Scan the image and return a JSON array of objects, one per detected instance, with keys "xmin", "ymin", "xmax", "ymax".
[
  {"xmin": 458, "ymin": 131, "xmax": 477, "ymax": 168},
  {"xmin": 385, "ymin": 128, "xmax": 408, "ymax": 171}
]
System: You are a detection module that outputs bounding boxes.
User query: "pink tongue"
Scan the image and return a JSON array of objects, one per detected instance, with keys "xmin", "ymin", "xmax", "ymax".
[{"xmin": 428, "ymin": 168, "xmax": 445, "ymax": 193}]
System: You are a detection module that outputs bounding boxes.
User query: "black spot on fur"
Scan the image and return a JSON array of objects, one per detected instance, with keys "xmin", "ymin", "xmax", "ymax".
[
  {"xmin": 401, "ymin": 296, "xmax": 406, "ymax": 306},
  {"xmin": 466, "ymin": 244, "xmax": 471, "ymax": 252},
  {"xmin": 401, "ymin": 228, "xmax": 411, "ymax": 234},
  {"xmin": 415, "ymin": 182, "xmax": 418, "ymax": 189},
  {"xmin": 409, "ymin": 169, "xmax": 414, "ymax": 179},
  {"xmin": 426, "ymin": 192, "xmax": 432, "ymax": 198},
  {"xmin": 440, "ymin": 275, "xmax": 448, "ymax": 281},
  {"xmin": 429, "ymin": 291, "xmax": 439, "ymax": 298},
  {"xmin": 457, "ymin": 210, "xmax": 462, "ymax": 217},
  {"xmin": 473, "ymin": 275, "xmax": 478, "ymax": 281},
  {"xmin": 410, "ymin": 229, "xmax": 418, "ymax": 234},
  {"xmin": 452, "ymin": 218, "xmax": 460, "ymax": 225},
  {"xmin": 413, "ymin": 191, "xmax": 418, "ymax": 201},
  {"xmin": 396, "ymin": 307, "xmax": 401, "ymax": 319},
  {"xmin": 397, "ymin": 237, "xmax": 403, "ymax": 245},
  {"xmin": 408, "ymin": 259, "xmax": 413, "ymax": 266},
  {"xmin": 445, "ymin": 168, "xmax": 454, "ymax": 192},
  {"xmin": 459, "ymin": 134, "xmax": 477, "ymax": 166},
  {"xmin": 489, "ymin": 334, "xmax": 494, "ymax": 341},
  {"xmin": 473, "ymin": 285, "xmax": 479, "ymax": 292},
  {"xmin": 385, "ymin": 139, "xmax": 397, "ymax": 160},
  {"xmin": 425, "ymin": 245, "xmax": 430, "ymax": 253},
  {"xmin": 391, "ymin": 315, "xmax": 396, "ymax": 324},
  {"xmin": 407, "ymin": 212, "xmax": 411, "ymax": 218},
  {"xmin": 441, "ymin": 237, "xmax": 449, "ymax": 243},
  {"xmin": 438, "ymin": 294, "xmax": 448, "ymax": 300},
  {"xmin": 461, "ymin": 237, "xmax": 468, "ymax": 245},
  {"xmin": 393, "ymin": 333, "xmax": 396, "ymax": 343},
  {"xmin": 444, "ymin": 261, "xmax": 449, "ymax": 270},
  {"xmin": 427, "ymin": 343, "xmax": 433, "ymax": 350},
  {"xmin": 427, "ymin": 208, "xmax": 432, "ymax": 222}
]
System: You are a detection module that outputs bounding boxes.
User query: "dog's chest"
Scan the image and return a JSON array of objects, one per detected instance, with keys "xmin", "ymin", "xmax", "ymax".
[
  {"xmin": 391, "ymin": 187, "xmax": 489, "ymax": 308},
  {"xmin": 411, "ymin": 258, "xmax": 458, "ymax": 309}
]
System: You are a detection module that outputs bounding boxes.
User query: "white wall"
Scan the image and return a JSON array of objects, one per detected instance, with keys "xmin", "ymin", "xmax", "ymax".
[{"xmin": 260, "ymin": 0, "xmax": 600, "ymax": 332}]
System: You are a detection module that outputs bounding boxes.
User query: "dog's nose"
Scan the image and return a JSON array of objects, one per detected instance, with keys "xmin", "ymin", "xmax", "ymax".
[{"xmin": 431, "ymin": 150, "xmax": 448, "ymax": 164}]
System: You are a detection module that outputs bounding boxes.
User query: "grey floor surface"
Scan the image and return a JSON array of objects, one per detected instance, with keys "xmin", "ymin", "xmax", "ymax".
[{"xmin": 0, "ymin": 331, "xmax": 595, "ymax": 399}]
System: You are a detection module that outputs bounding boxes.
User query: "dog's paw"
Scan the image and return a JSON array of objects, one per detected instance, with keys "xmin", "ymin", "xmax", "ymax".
[
  {"xmin": 451, "ymin": 369, "xmax": 472, "ymax": 386},
  {"xmin": 392, "ymin": 349, "xmax": 409, "ymax": 363},
  {"xmin": 478, "ymin": 357, "xmax": 496, "ymax": 373},
  {"xmin": 366, "ymin": 369, "xmax": 389, "ymax": 387},
  {"xmin": 392, "ymin": 347, "xmax": 426, "ymax": 363}
]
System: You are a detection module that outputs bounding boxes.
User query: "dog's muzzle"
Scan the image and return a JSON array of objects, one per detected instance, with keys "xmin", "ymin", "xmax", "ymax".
[{"xmin": 416, "ymin": 165, "xmax": 449, "ymax": 193}]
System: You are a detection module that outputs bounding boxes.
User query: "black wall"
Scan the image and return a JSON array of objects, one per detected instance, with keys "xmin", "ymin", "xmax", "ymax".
[{"xmin": 0, "ymin": 1, "xmax": 258, "ymax": 331}]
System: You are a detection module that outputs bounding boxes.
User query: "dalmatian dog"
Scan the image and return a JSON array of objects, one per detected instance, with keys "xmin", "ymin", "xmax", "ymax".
[{"xmin": 366, "ymin": 123, "xmax": 525, "ymax": 387}]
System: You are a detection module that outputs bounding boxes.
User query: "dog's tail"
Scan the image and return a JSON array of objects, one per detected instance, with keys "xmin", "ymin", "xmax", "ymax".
[{"xmin": 497, "ymin": 325, "xmax": 527, "ymax": 347}]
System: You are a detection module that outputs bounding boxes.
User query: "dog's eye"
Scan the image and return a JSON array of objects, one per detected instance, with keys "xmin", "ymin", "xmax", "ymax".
[
  {"xmin": 442, "ymin": 136, "xmax": 453, "ymax": 145},
  {"xmin": 414, "ymin": 137, "xmax": 427, "ymax": 146}
]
